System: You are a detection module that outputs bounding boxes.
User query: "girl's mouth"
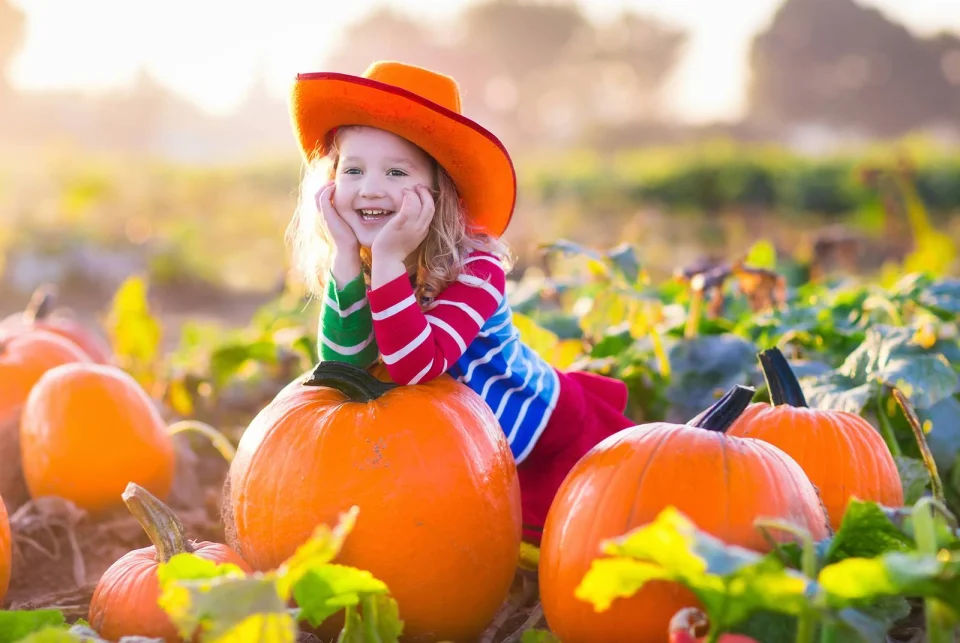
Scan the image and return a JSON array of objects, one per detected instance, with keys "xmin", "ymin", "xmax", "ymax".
[{"xmin": 357, "ymin": 209, "xmax": 394, "ymax": 222}]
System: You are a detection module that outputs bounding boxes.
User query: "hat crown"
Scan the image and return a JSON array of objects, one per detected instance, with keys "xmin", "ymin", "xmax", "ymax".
[{"xmin": 362, "ymin": 61, "xmax": 462, "ymax": 114}]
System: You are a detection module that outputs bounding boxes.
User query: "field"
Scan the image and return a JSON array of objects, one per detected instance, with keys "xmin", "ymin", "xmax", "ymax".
[{"xmin": 2, "ymin": 143, "xmax": 960, "ymax": 642}]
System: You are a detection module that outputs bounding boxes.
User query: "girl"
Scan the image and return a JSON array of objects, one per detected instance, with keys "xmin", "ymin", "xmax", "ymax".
[{"xmin": 286, "ymin": 61, "xmax": 635, "ymax": 544}]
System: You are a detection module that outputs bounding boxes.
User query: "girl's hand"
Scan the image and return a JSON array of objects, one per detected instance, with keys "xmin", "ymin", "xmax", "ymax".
[
  {"xmin": 371, "ymin": 184, "xmax": 436, "ymax": 263},
  {"xmin": 316, "ymin": 181, "xmax": 359, "ymax": 254}
]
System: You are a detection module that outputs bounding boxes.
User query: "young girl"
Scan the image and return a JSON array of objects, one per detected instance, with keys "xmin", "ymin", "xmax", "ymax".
[{"xmin": 286, "ymin": 61, "xmax": 635, "ymax": 544}]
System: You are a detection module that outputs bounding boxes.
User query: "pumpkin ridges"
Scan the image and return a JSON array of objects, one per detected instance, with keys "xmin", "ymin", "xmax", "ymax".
[{"xmin": 228, "ymin": 366, "xmax": 521, "ymax": 642}]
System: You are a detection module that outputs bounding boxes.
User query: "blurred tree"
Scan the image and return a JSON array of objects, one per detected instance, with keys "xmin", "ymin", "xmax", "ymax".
[
  {"xmin": 0, "ymin": 0, "xmax": 25, "ymax": 91},
  {"xmin": 748, "ymin": 0, "xmax": 960, "ymax": 136}
]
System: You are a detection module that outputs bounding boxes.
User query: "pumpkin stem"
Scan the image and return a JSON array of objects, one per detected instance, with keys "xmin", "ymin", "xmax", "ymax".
[
  {"xmin": 758, "ymin": 347, "xmax": 808, "ymax": 408},
  {"xmin": 688, "ymin": 385, "xmax": 756, "ymax": 433},
  {"xmin": 23, "ymin": 284, "xmax": 58, "ymax": 323},
  {"xmin": 167, "ymin": 420, "xmax": 236, "ymax": 464},
  {"xmin": 303, "ymin": 361, "xmax": 398, "ymax": 402},
  {"xmin": 122, "ymin": 482, "xmax": 193, "ymax": 562}
]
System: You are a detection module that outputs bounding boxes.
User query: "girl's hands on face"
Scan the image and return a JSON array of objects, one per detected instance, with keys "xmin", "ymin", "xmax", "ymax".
[
  {"xmin": 315, "ymin": 180, "xmax": 359, "ymax": 254},
  {"xmin": 371, "ymin": 184, "xmax": 436, "ymax": 262}
]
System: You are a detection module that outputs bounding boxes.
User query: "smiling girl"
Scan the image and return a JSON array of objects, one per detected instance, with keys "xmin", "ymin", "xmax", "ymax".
[{"xmin": 286, "ymin": 61, "xmax": 635, "ymax": 544}]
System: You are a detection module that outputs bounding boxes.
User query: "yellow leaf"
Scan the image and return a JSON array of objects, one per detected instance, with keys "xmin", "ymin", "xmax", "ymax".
[{"xmin": 209, "ymin": 614, "xmax": 299, "ymax": 643}]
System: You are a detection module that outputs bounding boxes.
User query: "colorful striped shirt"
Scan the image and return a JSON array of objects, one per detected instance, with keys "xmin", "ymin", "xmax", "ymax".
[{"xmin": 317, "ymin": 251, "xmax": 560, "ymax": 463}]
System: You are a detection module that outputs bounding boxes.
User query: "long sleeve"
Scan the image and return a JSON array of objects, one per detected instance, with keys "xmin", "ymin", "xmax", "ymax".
[
  {"xmin": 367, "ymin": 252, "xmax": 505, "ymax": 385},
  {"xmin": 317, "ymin": 272, "xmax": 380, "ymax": 368}
]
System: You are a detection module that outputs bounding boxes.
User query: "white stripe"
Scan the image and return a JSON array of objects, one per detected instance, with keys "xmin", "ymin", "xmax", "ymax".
[
  {"xmin": 478, "ymin": 314, "xmax": 512, "ymax": 338},
  {"xmin": 459, "ymin": 334, "xmax": 517, "ymax": 381},
  {"xmin": 506, "ymin": 362, "xmax": 551, "ymax": 441},
  {"xmin": 324, "ymin": 295, "xmax": 368, "ymax": 318},
  {"xmin": 457, "ymin": 274, "xmax": 503, "ymax": 303},
  {"xmin": 371, "ymin": 294, "xmax": 416, "ymax": 320},
  {"xmin": 426, "ymin": 315, "xmax": 466, "ymax": 354},
  {"xmin": 496, "ymin": 362, "xmax": 536, "ymax": 420},
  {"xmin": 463, "ymin": 255, "xmax": 503, "ymax": 270},
  {"xmin": 514, "ymin": 370, "xmax": 561, "ymax": 465},
  {"xmin": 408, "ymin": 359, "xmax": 434, "ymax": 385},
  {"xmin": 320, "ymin": 331, "xmax": 375, "ymax": 356},
  {"xmin": 381, "ymin": 325, "xmax": 431, "ymax": 364},
  {"xmin": 431, "ymin": 299, "xmax": 484, "ymax": 327},
  {"xmin": 480, "ymin": 341, "xmax": 521, "ymax": 398}
]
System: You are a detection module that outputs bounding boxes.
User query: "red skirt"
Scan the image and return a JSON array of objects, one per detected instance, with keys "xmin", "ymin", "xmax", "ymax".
[{"xmin": 516, "ymin": 369, "xmax": 635, "ymax": 544}]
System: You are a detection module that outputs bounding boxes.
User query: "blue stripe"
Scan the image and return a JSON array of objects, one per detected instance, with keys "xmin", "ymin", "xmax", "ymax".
[{"xmin": 450, "ymin": 298, "xmax": 560, "ymax": 462}]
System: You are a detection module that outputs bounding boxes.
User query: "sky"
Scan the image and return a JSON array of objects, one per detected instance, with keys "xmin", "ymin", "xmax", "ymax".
[{"xmin": 8, "ymin": 0, "xmax": 960, "ymax": 124}]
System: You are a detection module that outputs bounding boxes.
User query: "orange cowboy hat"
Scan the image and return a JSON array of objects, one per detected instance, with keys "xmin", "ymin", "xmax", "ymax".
[{"xmin": 289, "ymin": 61, "xmax": 517, "ymax": 238}]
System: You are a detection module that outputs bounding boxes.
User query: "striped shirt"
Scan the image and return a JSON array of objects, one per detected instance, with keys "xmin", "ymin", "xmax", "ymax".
[{"xmin": 318, "ymin": 250, "xmax": 560, "ymax": 463}]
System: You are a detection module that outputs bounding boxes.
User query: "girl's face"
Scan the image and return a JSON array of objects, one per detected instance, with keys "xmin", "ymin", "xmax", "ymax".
[{"xmin": 333, "ymin": 126, "xmax": 436, "ymax": 249}]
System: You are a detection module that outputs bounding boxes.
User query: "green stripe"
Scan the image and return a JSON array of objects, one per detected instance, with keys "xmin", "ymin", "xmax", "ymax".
[{"xmin": 319, "ymin": 271, "xmax": 378, "ymax": 368}]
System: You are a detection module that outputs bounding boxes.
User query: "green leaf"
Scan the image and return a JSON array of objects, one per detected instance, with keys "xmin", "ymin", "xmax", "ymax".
[
  {"xmin": 824, "ymin": 500, "xmax": 913, "ymax": 564},
  {"xmin": 916, "ymin": 278, "xmax": 960, "ymax": 317},
  {"xmin": 0, "ymin": 610, "xmax": 66, "ymax": 643},
  {"xmin": 590, "ymin": 327, "xmax": 633, "ymax": 358},
  {"xmin": 895, "ymin": 456, "xmax": 932, "ymax": 505},
  {"xmin": 104, "ymin": 274, "xmax": 163, "ymax": 387},
  {"xmin": 829, "ymin": 596, "xmax": 912, "ymax": 643},
  {"xmin": 803, "ymin": 371, "xmax": 877, "ymax": 414},
  {"xmin": 158, "ymin": 552, "xmax": 248, "ymax": 585},
  {"xmin": 745, "ymin": 239, "xmax": 777, "ymax": 270},
  {"xmin": 159, "ymin": 575, "xmax": 293, "ymax": 641},
  {"xmin": 275, "ymin": 506, "xmax": 359, "ymax": 599},
  {"xmin": 575, "ymin": 507, "xmax": 810, "ymax": 633},
  {"xmin": 664, "ymin": 335, "xmax": 759, "ymax": 422},
  {"xmin": 521, "ymin": 630, "xmax": 563, "ymax": 643},
  {"xmin": 879, "ymin": 354, "xmax": 958, "ymax": 410},
  {"xmin": 293, "ymin": 565, "xmax": 389, "ymax": 628},
  {"xmin": 915, "ymin": 396, "xmax": 960, "ymax": 473},
  {"xmin": 819, "ymin": 552, "xmax": 960, "ymax": 616},
  {"xmin": 604, "ymin": 243, "xmax": 641, "ymax": 283}
]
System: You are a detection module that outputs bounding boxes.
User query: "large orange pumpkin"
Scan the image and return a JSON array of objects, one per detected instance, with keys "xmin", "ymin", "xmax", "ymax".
[
  {"xmin": 726, "ymin": 347, "xmax": 903, "ymax": 529},
  {"xmin": 539, "ymin": 385, "xmax": 830, "ymax": 643},
  {"xmin": 20, "ymin": 362, "xmax": 176, "ymax": 512},
  {"xmin": 0, "ymin": 284, "xmax": 112, "ymax": 364},
  {"xmin": 89, "ymin": 482, "xmax": 251, "ymax": 641},
  {"xmin": 0, "ymin": 329, "xmax": 92, "ymax": 419},
  {"xmin": 226, "ymin": 361, "xmax": 522, "ymax": 643},
  {"xmin": 0, "ymin": 492, "xmax": 10, "ymax": 605}
]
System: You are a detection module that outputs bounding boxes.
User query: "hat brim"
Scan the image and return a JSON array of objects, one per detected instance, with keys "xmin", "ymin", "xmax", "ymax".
[{"xmin": 290, "ymin": 72, "xmax": 516, "ymax": 238}]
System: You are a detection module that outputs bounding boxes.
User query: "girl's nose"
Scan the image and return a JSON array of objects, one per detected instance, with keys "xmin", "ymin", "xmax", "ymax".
[{"xmin": 358, "ymin": 175, "xmax": 387, "ymax": 198}]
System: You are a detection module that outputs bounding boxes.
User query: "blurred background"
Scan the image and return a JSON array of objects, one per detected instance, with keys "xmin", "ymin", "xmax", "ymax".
[{"xmin": 2, "ymin": 0, "xmax": 960, "ymax": 348}]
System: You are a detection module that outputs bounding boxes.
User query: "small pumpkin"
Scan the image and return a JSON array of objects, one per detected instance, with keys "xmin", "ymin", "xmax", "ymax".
[
  {"xmin": 89, "ymin": 482, "xmax": 250, "ymax": 641},
  {"xmin": 726, "ymin": 347, "xmax": 903, "ymax": 528},
  {"xmin": 539, "ymin": 385, "xmax": 830, "ymax": 643},
  {"xmin": 0, "ymin": 284, "xmax": 112, "ymax": 364},
  {"xmin": 225, "ymin": 360, "xmax": 522, "ymax": 643},
  {"xmin": 20, "ymin": 362, "xmax": 176, "ymax": 512},
  {"xmin": 0, "ymin": 329, "xmax": 92, "ymax": 420},
  {"xmin": 0, "ymin": 492, "xmax": 10, "ymax": 605}
]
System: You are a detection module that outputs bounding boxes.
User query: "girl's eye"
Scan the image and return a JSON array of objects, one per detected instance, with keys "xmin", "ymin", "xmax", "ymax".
[
  {"xmin": 342, "ymin": 167, "xmax": 361, "ymax": 175},
  {"xmin": 388, "ymin": 169, "xmax": 408, "ymax": 177}
]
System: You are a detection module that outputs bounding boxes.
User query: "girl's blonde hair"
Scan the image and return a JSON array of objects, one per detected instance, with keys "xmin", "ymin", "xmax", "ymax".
[{"xmin": 286, "ymin": 125, "xmax": 513, "ymax": 307}]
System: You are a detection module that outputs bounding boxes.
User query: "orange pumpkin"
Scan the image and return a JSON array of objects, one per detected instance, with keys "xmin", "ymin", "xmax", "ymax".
[
  {"xmin": 0, "ymin": 284, "xmax": 112, "ymax": 364},
  {"xmin": 0, "ymin": 492, "xmax": 10, "ymax": 605},
  {"xmin": 0, "ymin": 329, "xmax": 92, "ymax": 419},
  {"xmin": 89, "ymin": 482, "xmax": 251, "ymax": 642},
  {"xmin": 539, "ymin": 385, "xmax": 830, "ymax": 643},
  {"xmin": 226, "ymin": 360, "xmax": 522, "ymax": 643},
  {"xmin": 726, "ymin": 347, "xmax": 903, "ymax": 529},
  {"xmin": 20, "ymin": 362, "xmax": 176, "ymax": 512}
]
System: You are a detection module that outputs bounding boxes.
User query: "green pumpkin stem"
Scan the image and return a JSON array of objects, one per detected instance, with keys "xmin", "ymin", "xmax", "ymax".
[
  {"xmin": 758, "ymin": 347, "xmax": 808, "ymax": 408},
  {"xmin": 303, "ymin": 360, "xmax": 399, "ymax": 402},
  {"xmin": 689, "ymin": 385, "xmax": 756, "ymax": 433},
  {"xmin": 122, "ymin": 482, "xmax": 193, "ymax": 562}
]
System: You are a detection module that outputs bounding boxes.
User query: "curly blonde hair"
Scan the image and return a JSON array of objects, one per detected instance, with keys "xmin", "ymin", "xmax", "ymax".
[{"xmin": 286, "ymin": 125, "xmax": 513, "ymax": 307}]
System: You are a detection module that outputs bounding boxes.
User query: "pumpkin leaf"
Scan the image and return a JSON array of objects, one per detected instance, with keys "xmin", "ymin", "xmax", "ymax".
[
  {"xmin": 824, "ymin": 500, "xmax": 914, "ymax": 564},
  {"xmin": 158, "ymin": 574, "xmax": 294, "ymax": 641},
  {"xmin": 292, "ymin": 564, "xmax": 390, "ymax": 628},
  {"xmin": 604, "ymin": 243, "xmax": 641, "ymax": 283},
  {"xmin": 158, "ymin": 552, "xmax": 248, "ymax": 585},
  {"xmin": 828, "ymin": 596, "xmax": 912, "ymax": 643},
  {"xmin": 915, "ymin": 278, "xmax": 960, "ymax": 318},
  {"xmin": 0, "ymin": 610, "xmax": 66, "ymax": 642},
  {"xmin": 895, "ymin": 455, "xmax": 932, "ymax": 504},
  {"xmin": 914, "ymin": 395, "xmax": 960, "ymax": 473},
  {"xmin": 802, "ymin": 371, "xmax": 877, "ymax": 414},
  {"xmin": 201, "ymin": 614, "xmax": 298, "ymax": 643},
  {"xmin": 275, "ymin": 505, "xmax": 359, "ymax": 599},
  {"xmin": 879, "ymin": 355, "xmax": 958, "ymax": 410},
  {"xmin": 104, "ymin": 274, "xmax": 163, "ymax": 389},
  {"xmin": 818, "ymin": 552, "xmax": 960, "ymax": 616},
  {"xmin": 575, "ymin": 507, "xmax": 810, "ymax": 633},
  {"xmin": 521, "ymin": 630, "xmax": 563, "ymax": 643},
  {"xmin": 664, "ymin": 335, "xmax": 759, "ymax": 422}
]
